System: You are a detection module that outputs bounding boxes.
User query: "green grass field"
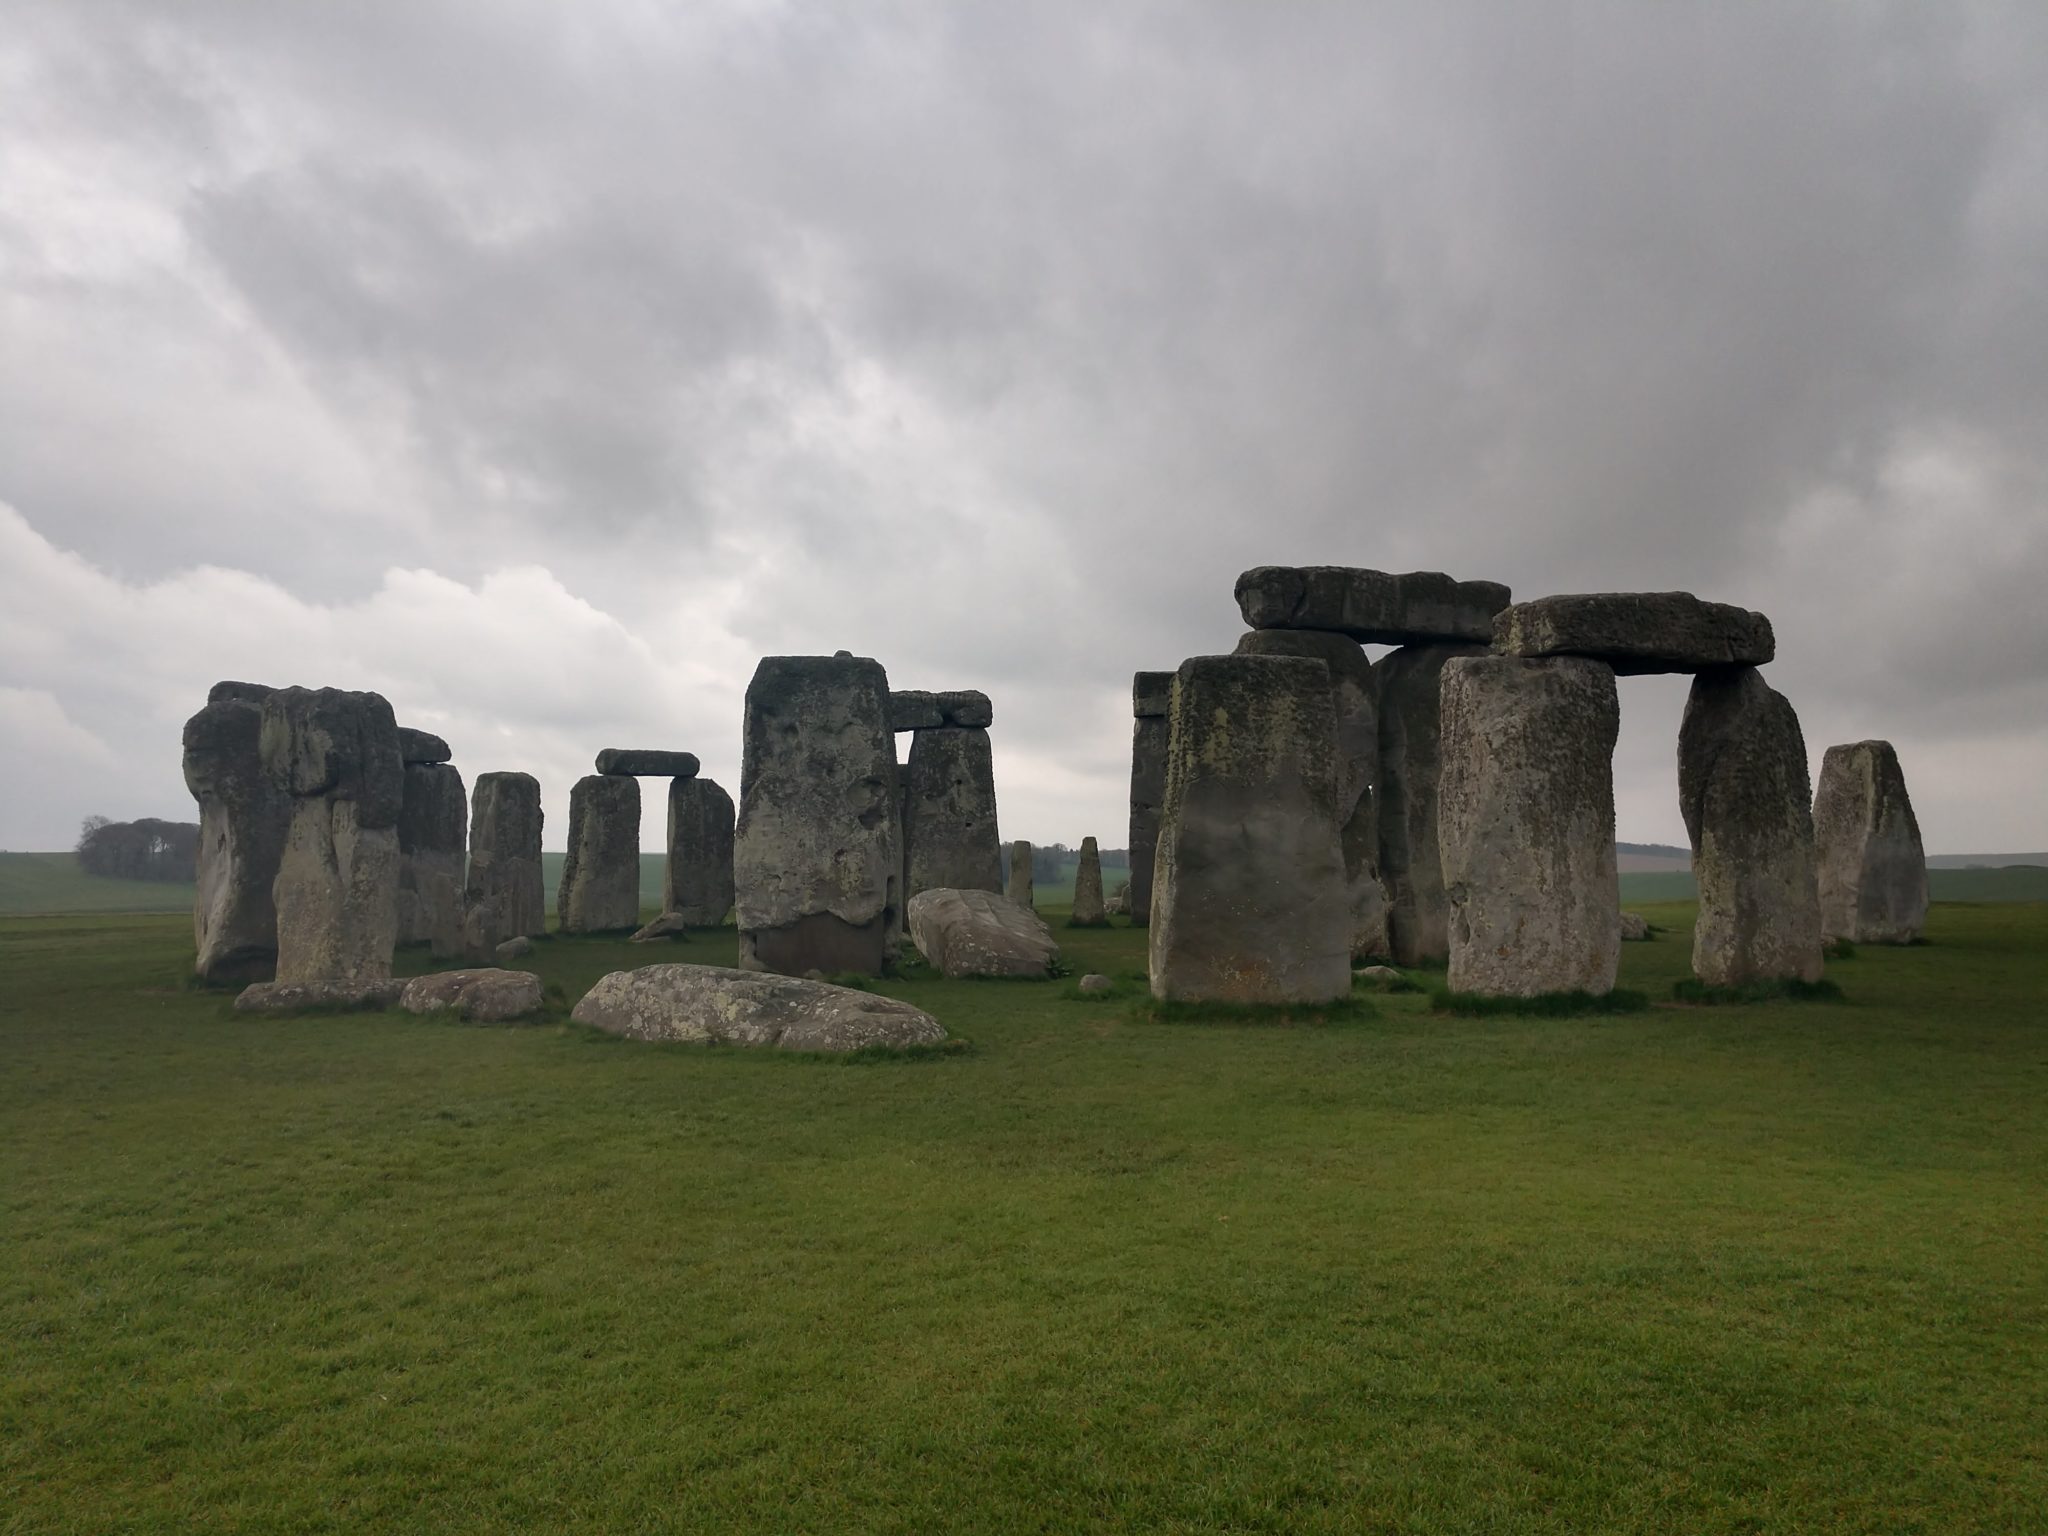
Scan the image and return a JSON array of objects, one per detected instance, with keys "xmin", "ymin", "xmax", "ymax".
[{"xmin": 4, "ymin": 898, "xmax": 2045, "ymax": 1532}]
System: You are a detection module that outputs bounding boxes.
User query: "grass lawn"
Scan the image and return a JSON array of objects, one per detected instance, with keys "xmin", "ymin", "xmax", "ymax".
[{"xmin": 4, "ymin": 900, "xmax": 2045, "ymax": 1532}]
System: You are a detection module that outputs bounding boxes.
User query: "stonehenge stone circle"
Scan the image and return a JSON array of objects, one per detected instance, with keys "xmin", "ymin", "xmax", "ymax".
[
  {"xmin": 571, "ymin": 964, "xmax": 945, "ymax": 1052},
  {"xmin": 594, "ymin": 748, "xmax": 700, "ymax": 778},
  {"xmin": 1007, "ymin": 840, "xmax": 1035, "ymax": 908},
  {"xmin": 903, "ymin": 725, "xmax": 1002, "ymax": 898},
  {"xmin": 558, "ymin": 774, "xmax": 642, "ymax": 933},
  {"xmin": 1149, "ymin": 654, "xmax": 1351, "ymax": 1004},
  {"xmin": 1071, "ymin": 835, "xmax": 1107, "ymax": 926},
  {"xmin": 1127, "ymin": 670, "xmax": 1173, "ymax": 926},
  {"xmin": 1494, "ymin": 592, "xmax": 1774, "ymax": 675},
  {"xmin": 1814, "ymin": 740, "xmax": 1929, "ymax": 945},
  {"xmin": 397, "ymin": 727, "xmax": 451, "ymax": 764},
  {"xmin": 397, "ymin": 759, "xmax": 467, "ymax": 958},
  {"xmin": 664, "ymin": 776, "xmax": 736, "ymax": 927},
  {"xmin": 464, "ymin": 771, "xmax": 546, "ymax": 954},
  {"xmin": 734, "ymin": 654, "xmax": 901, "ymax": 976},
  {"xmin": 1679, "ymin": 666, "xmax": 1824, "ymax": 986},
  {"xmin": 183, "ymin": 682, "xmax": 292, "ymax": 983},
  {"xmin": 1438, "ymin": 656, "xmax": 1622, "ymax": 997},
  {"xmin": 258, "ymin": 686, "xmax": 403, "ymax": 985},
  {"xmin": 1235, "ymin": 566, "xmax": 1510, "ymax": 644},
  {"xmin": 1235, "ymin": 627, "xmax": 1391, "ymax": 959},
  {"xmin": 907, "ymin": 887, "xmax": 1060, "ymax": 978},
  {"xmin": 1374, "ymin": 641, "xmax": 1489, "ymax": 966}
]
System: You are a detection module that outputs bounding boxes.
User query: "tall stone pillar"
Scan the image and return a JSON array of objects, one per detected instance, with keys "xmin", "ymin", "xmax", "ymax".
[
  {"xmin": 558, "ymin": 774, "xmax": 642, "ymax": 933},
  {"xmin": 665, "ymin": 776, "xmax": 736, "ymax": 926},
  {"xmin": 1814, "ymin": 740, "xmax": 1928, "ymax": 944},
  {"xmin": 1374, "ymin": 641, "xmax": 1488, "ymax": 965},
  {"xmin": 1127, "ymin": 671, "xmax": 1172, "ymax": 926},
  {"xmin": 464, "ymin": 772, "xmax": 545, "ymax": 953},
  {"xmin": 1071, "ymin": 836, "xmax": 1107, "ymax": 926},
  {"xmin": 894, "ymin": 690, "xmax": 1000, "ymax": 899},
  {"xmin": 1007, "ymin": 840, "xmax": 1035, "ymax": 909},
  {"xmin": 183, "ymin": 681, "xmax": 292, "ymax": 983}
]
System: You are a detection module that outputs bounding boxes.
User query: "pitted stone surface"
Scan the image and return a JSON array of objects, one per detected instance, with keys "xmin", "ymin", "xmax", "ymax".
[
  {"xmin": 903, "ymin": 727, "xmax": 1001, "ymax": 898},
  {"xmin": 464, "ymin": 772, "xmax": 546, "ymax": 954},
  {"xmin": 936, "ymin": 691, "xmax": 993, "ymax": 729},
  {"xmin": 207, "ymin": 680, "xmax": 275, "ymax": 706},
  {"xmin": 400, "ymin": 968, "xmax": 544, "ymax": 1021},
  {"xmin": 1439, "ymin": 656, "xmax": 1621, "ymax": 996},
  {"xmin": 595, "ymin": 748, "xmax": 700, "ymax": 778},
  {"xmin": 558, "ymin": 774, "xmax": 642, "ymax": 933},
  {"xmin": 1132, "ymin": 671, "xmax": 1175, "ymax": 719},
  {"xmin": 233, "ymin": 978, "xmax": 405, "ymax": 1013},
  {"xmin": 571, "ymin": 963, "xmax": 944, "ymax": 1051},
  {"xmin": 1814, "ymin": 740, "xmax": 1928, "ymax": 945},
  {"xmin": 664, "ymin": 776, "xmax": 736, "ymax": 927},
  {"xmin": 1375, "ymin": 641, "xmax": 1488, "ymax": 965},
  {"xmin": 889, "ymin": 691, "xmax": 946, "ymax": 732},
  {"xmin": 1149, "ymin": 654, "xmax": 1351, "ymax": 1004},
  {"xmin": 1006, "ymin": 840, "xmax": 1035, "ymax": 909},
  {"xmin": 1071, "ymin": 836, "xmax": 1107, "ymax": 925},
  {"xmin": 184, "ymin": 685, "xmax": 292, "ymax": 983},
  {"xmin": 397, "ymin": 761, "xmax": 466, "ymax": 957},
  {"xmin": 908, "ymin": 888, "xmax": 1060, "ymax": 977},
  {"xmin": 1494, "ymin": 593, "xmax": 1774, "ymax": 675},
  {"xmin": 398, "ymin": 727, "xmax": 452, "ymax": 764},
  {"xmin": 1235, "ymin": 567, "xmax": 1510, "ymax": 645}
]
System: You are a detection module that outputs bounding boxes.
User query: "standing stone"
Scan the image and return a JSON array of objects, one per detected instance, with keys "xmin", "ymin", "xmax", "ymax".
[
  {"xmin": 664, "ymin": 776, "xmax": 736, "ymax": 926},
  {"xmin": 259, "ymin": 687, "xmax": 402, "ymax": 984},
  {"xmin": 1007, "ymin": 840, "xmax": 1035, "ymax": 909},
  {"xmin": 1149, "ymin": 655, "xmax": 1350, "ymax": 1004},
  {"xmin": 1374, "ymin": 641, "xmax": 1488, "ymax": 966},
  {"xmin": 1071, "ymin": 836, "xmax": 1107, "ymax": 926},
  {"xmin": 1128, "ymin": 671, "xmax": 1173, "ymax": 926},
  {"xmin": 1439, "ymin": 656, "xmax": 1621, "ymax": 996},
  {"xmin": 464, "ymin": 772, "xmax": 545, "ymax": 953},
  {"xmin": 1679, "ymin": 666, "xmax": 1824, "ymax": 985},
  {"xmin": 1814, "ymin": 740, "xmax": 1929, "ymax": 945},
  {"xmin": 1236, "ymin": 628, "xmax": 1391, "ymax": 958},
  {"xmin": 903, "ymin": 726, "xmax": 1002, "ymax": 898},
  {"xmin": 734, "ymin": 654, "xmax": 900, "ymax": 976},
  {"xmin": 397, "ymin": 761, "xmax": 467, "ymax": 958},
  {"xmin": 183, "ymin": 684, "xmax": 292, "ymax": 983},
  {"xmin": 558, "ymin": 774, "xmax": 642, "ymax": 933}
]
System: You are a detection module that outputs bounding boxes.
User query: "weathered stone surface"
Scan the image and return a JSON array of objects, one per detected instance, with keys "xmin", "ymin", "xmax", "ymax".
[
  {"xmin": 1494, "ymin": 592, "xmax": 1775, "ymax": 675},
  {"xmin": 903, "ymin": 727, "xmax": 1001, "ymax": 898},
  {"xmin": 1071, "ymin": 836, "xmax": 1107, "ymax": 926},
  {"xmin": 1619, "ymin": 912, "xmax": 1651, "ymax": 942},
  {"xmin": 908, "ymin": 887, "xmax": 1060, "ymax": 977},
  {"xmin": 260, "ymin": 688, "xmax": 402, "ymax": 984},
  {"xmin": 1006, "ymin": 840, "xmax": 1035, "ymax": 909},
  {"xmin": 937, "ymin": 690, "xmax": 993, "ymax": 729},
  {"xmin": 1108, "ymin": 880, "xmax": 1130, "ymax": 916},
  {"xmin": 1235, "ymin": 566, "xmax": 1511, "ymax": 645},
  {"xmin": 399, "ymin": 968, "xmax": 543, "ymax": 1022},
  {"xmin": 398, "ymin": 727, "xmax": 451, "ymax": 764},
  {"xmin": 495, "ymin": 935, "xmax": 534, "ymax": 961},
  {"xmin": 595, "ymin": 748, "xmax": 700, "ymax": 778},
  {"xmin": 1679, "ymin": 666, "xmax": 1824, "ymax": 985},
  {"xmin": 1814, "ymin": 740, "xmax": 1928, "ymax": 945},
  {"xmin": 888, "ymin": 691, "xmax": 945, "ymax": 732},
  {"xmin": 734, "ymin": 655, "xmax": 900, "ymax": 976},
  {"xmin": 1149, "ymin": 654, "xmax": 1351, "ymax": 1003},
  {"xmin": 664, "ymin": 776, "xmax": 736, "ymax": 927},
  {"xmin": 1355, "ymin": 964, "xmax": 1406, "ymax": 991},
  {"xmin": 184, "ymin": 687, "xmax": 292, "ymax": 983},
  {"xmin": 571, "ymin": 964, "xmax": 945, "ymax": 1051},
  {"xmin": 464, "ymin": 772, "xmax": 546, "ymax": 953},
  {"xmin": 397, "ymin": 762, "xmax": 466, "ymax": 957},
  {"xmin": 1078, "ymin": 973, "xmax": 1114, "ymax": 995},
  {"xmin": 1236, "ymin": 628, "xmax": 1391, "ymax": 958},
  {"xmin": 630, "ymin": 912, "xmax": 692, "ymax": 942},
  {"xmin": 207, "ymin": 680, "xmax": 276, "ymax": 706},
  {"xmin": 1127, "ymin": 709, "xmax": 1169, "ymax": 927},
  {"xmin": 1439, "ymin": 656, "xmax": 1621, "ymax": 996},
  {"xmin": 233, "ymin": 978, "xmax": 405, "ymax": 1013},
  {"xmin": 1132, "ymin": 671, "xmax": 1174, "ymax": 719},
  {"xmin": 1374, "ymin": 641, "xmax": 1489, "ymax": 965},
  {"xmin": 558, "ymin": 774, "xmax": 642, "ymax": 933}
]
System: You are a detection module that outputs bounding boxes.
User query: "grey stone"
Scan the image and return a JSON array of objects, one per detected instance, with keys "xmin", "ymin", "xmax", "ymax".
[
  {"xmin": 1679, "ymin": 666, "xmax": 1824, "ymax": 985},
  {"xmin": 558, "ymin": 774, "xmax": 642, "ymax": 933},
  {"xmin": 183, "ymin": 688, "xmax": 292, "ymax": 983},
  {"xmin": 1071, "ymin": 836, "xmax": 1107, "ymax": 926},
  {"xmin": 937, "ymin": 690, "xmax": 993, "ymax": 729},
  {"xmin": 1128, "ymin": 672, "xmax": 1173, "ymax": 924},
  {"xmin": 207, "ymin": 680, "xmax": 275, "ymax": 705},
  {"xmin": 595, "ymin": 748, "xmax": 700, "ymax": 778},
  {"xmin": 734, "ymin": 654, "xmax": 900, "ymax": 976},
  {"xmin": 1236, "ymin": 628, "xmax": 1391, "ymax": 958},
  {"xmin": 397, "ymin": 727, "xmax": 451, "ymax": 764},
  {"xmin": 1494, "ymin": 592, "xmax": 1775, "ymax": 675},
  {"xmin": 1107, "ymin": 880, "xmax": 1130, "ymax": 916},
  {"xmin": 495, "ymin": 935, "xmax": 534, "ymax": 962},
  {"xmin": 630, "ymin": 912, "xmax": 692, "ymax": 942},
  {"xmin": 664, "ymin": 776, "xmax": 736, "ymax": 927},
  {"xmin": 464, "ymin": 772, "xmax": 546, "ymax": 954},
  {"xmin": 1814, "ymin": 740, "xmax": 1928, "ymax": 945},
  {"xmin": 903, "ymin": 727, "xmax": 1001, "ymax": 898},
  {"xmin": 1439, "ymin": 656, "xmax": 1621, "ymax": 997},
  {"xmin": 908, "ymin": 887, "xmax": 1061, "ymax": 978},
  {"xmin": 260, "ymin": 687, "xmax": 402, "ymax": 984},
  {"xmin": 397, "ymin": 762, "xmax": 466, "ymax": 958},
  {"xmin": 1235, "ymin": 566, "xmax": 1511, "ymax": 645},
  {"xmin": 399, "ymin": 967, "xmax": 543, "ymax": 1022},
  {"xmin": 1354, "ymin": 964, "xmax": 1406, "ymax": 991},
  {"xmin": 1619, "ymin": 912, "xmax": 1651, "ymax": 942},
  {"xmin": 1077, "ymin": 973, "xmax": 1114, "ymax": 995},
  {"xmin": 232, "ymin": 977, "xmax": 405, "ymax": 1014},
  {"xmin": 1374, "ymin": 641, "xmax": 1489, "ymax": 965},
  {"xmin": 1006, "ymin": 840, "xmax": 1035, "ymax": 909},
  {"xmin": 888, "ymin": 691, "xmax": 945, "ymax": 732},
  {"xmin": 1149, "ymin": 654, "xmax": 1351, "ymax": 1003},
  {"xmin": 1132, "ymin": 671, "xmax": 1174, "ymax": 719},
  {"xmin": 570, "ymin": 963, "xmax": 945, "ymax": 1052}
]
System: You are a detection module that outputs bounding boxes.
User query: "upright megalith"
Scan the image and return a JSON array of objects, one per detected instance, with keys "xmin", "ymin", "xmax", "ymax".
[
  {"xmin": 1814, "ymin": 741, "xmax": 1928, "ymax": 945},
  {"xmin": 183, "ymin": 682, "xmax": 292, "ymax": 982},
  {"xmin": 558, "ymin": 774, "xmax": 642, "ymax": 933},
  {"xmin": 1007, "ymin": 840, "xmax": 1035, "ymax": 909},
  {"xmin": 259, "ymin": 686, "xmax": 402, "ymax": 984},
  {"xmin": 734, "ymin": 654, "xmax": 900, "ymax": 976},
  {"xmin": 464, "ymin": 772, "xmax": 545, "ymax": 954},
  {"xmin": 1375, "ymin": 641, "xmax": 1488, "ymax": 965},
  {"xmin": 1679, "ymin": 666, "xmax": 1823, "ymax": 985},
  {"xmin": 1071, "ymin": 836, "xmax": 1107, "ymax": 926},
  {"xmin": 903, "ymin": 724, "xmax": 1002, "ymax": 897},
  {"xmin": 664, "ymin": 776, "xmax": 736, "ymax": 926},
  {"xmin": 1149, "ymin": 655, "xmax": 1350, "ymax": 1004},
  {"xmin": 1127, "ymin": 671, "xmax": 1173, "ymax": 926},
  {"xmin": 397, "ymin": 760, "xmax": 467, "ymax": 957},
  {"xmin": 1439, "ymin": 656, "xmax": 1621, "ymax": 996}
]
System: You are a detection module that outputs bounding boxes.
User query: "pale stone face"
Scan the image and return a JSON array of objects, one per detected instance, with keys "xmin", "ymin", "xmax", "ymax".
[
  {"xmin": 571, "ymin": 964, "xmax": 944, "ymax": 1052},
  {"xmin": 1006, "ymin": 840, "xmax": 1035, "ymax": 908},
  {"xmin": 1814, "ymin": 740, "xmax": 1928, "ymax": 944},
  {"xmin": 1071, "ymin": 836, "xmax": 1107, "ymax": 926},
  {"xmin": 908, "ymin": 887, "xmax": 1060, "ymax": 977}
]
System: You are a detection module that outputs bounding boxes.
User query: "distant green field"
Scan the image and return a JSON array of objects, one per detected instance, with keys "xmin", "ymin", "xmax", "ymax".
[{"xmin": 0, "ymin": 852, "xmax": 197, "ymax": 915}]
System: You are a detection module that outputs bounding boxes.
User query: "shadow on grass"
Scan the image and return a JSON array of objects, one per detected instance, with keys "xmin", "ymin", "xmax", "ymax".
[
  {"xmin": 1430, "ymin": 987, "xmax": 1651, "ymax": 1018},
  {"xmin": 1671, "ymin": 976, "xmax": 1845, "ymax": 1006},
  {"xmin": 1127, "ymin": 994, "xmax": 1376, "ymax": 1027}
]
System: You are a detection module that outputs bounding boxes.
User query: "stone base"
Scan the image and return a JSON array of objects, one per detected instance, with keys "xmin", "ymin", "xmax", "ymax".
[
  {"xmin": 739, "ymin": 912, "xmax": 889, "ymax": 976},
  {"xmin": 233, "ymin": 978, "xmax": 405, "ymax": 1014}
]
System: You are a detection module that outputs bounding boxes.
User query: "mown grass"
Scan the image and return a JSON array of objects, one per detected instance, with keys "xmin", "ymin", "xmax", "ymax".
[{"xmin": 3, "ymin": 900, "xmax": 2046, "ymax": 1532}]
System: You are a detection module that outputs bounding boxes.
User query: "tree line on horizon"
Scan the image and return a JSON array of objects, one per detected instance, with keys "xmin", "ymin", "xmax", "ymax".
[{"xmin": 75, "ymin": 816, "xmax": 199, "ymax": 883}]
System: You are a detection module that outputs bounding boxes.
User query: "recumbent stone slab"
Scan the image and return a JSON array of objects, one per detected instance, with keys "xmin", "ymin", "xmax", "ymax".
[
  {"xmin": 558, "ymin": 774, "xmax": 642, "ymax": 933},
  {"xmin": 1814, "ymin": 740, "xmax": 1928, "ymax": 945},
  {"xmin": 1494, "ymin": 592, "xmax": 1774, "ymax": 675},
  {"xmin": 571, "ymin": 964, "xmax": 944, "ymax": 1052},
  {"xmin": 398, "ymin": 727, "xmax": 452, "ymax": 764},
  {"xmin": 1235, "ymin": 566, "xmax": 1511, "ymax": 645},
  {"xmin": 399, "ymin": 967, "xmax": 543, "ymax": 1022},
  {"xmin": 184, "ymin": 683, "xmax": 292, "ymax": 983},
  {"xmin": 594, "ymin": 748, "xmax": 700, "ymax": 778},
  {"xmin": 908, "ymin": 887, "xmax": 1060, "ymax": 978}
]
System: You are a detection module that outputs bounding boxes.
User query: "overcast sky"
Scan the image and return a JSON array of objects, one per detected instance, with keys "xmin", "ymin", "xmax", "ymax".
[{"xmin": 4, "ymin": 1, "xmax": 2045, "ymax": 856}]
